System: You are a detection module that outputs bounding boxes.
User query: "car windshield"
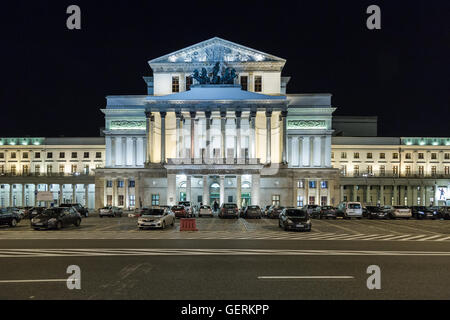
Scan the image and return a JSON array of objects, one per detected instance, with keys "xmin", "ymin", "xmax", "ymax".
[
  {"xmin": 348, "ymin": 203, "xmax": 361, "ymax": 209},
  {"xmin": 248, "ymin": 206, "xmax": 260, "ymax": 209},
  {"xmin": 171, "ymin": 206, "xmax": 184, "ymax": 210},
  {"xmin": 286, "ymin": 209, "xmax": 308, "ymax": 218},
  {"xmin": 394, "ymin": 206, "xmax": 408, "ymax": 209},
  {"xmin": 41, "ymin": 209, "xmax": 61, "ymax": 217},
  {"xmin": 224, "ymin": 204, "xmax": 237, "ymax": 208},
  {"xmin": 179, "ymin": 202, "xmax": 190, "ymax": 207},
  {"xmin": 200, "ymin": 206, "xmax": 210, "ymax": 209},
  {"xmin": 142, "ymin": 209, "xmax": 164, "ymax": 216}
]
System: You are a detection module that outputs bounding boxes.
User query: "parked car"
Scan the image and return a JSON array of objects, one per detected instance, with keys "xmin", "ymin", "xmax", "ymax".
[
  {"xmin": 99, "ymin": 206, "xmax": 123, "ymax": 218},
  {"xmin": 364, "ymin": 206, "xmax": 388, "ymax": 219},
  {"xmin": 219, "ymin": 203, "xmax": 239, "ymax": 219},
  {"xmin": 437, "ymin": 207, "xmax": 450, "ymax": 220},
  {"xmin": 336, "ymin": 202, "xmax": 363, "ymax": 219},
  {"xmin": 0, "ymin": 208, "xmax": 21, "ymax": 227},
  {"xmin": 31, "ymin": 207, "xmax": 81, "ymax": 230},
  {"xmin": 138, "ymin": 207, "xmax": 175, "ymax": 229},
  {"xmin": 23, "ymin": 207, "xmax": 46, "ymax": 219},
  {"xmin": 60, "ymin": 203, "xmax": 89, "ymax": 217},
  {"xmin": 178, "ymin": 201, "xmax": 193, "ymax": 216},
  {"xmin": 279, "ymin": 208, "xmax": 311, "ymax": 232},
  {"xmin": 241, "ymin": 205, "xmax": 262, "ymax": 219},
  {"xmin": 263, "ymin": 205, "xmax": 271, "ymax": 217},
  {"xmin": 383, "ymin": 205, "xmax": 412, "ymax": 219},
  {"xmin": 411, "ymin": 206, "xmax": 438, "ymax": 219},
  {"xmin": 318, "ymin": 206, "xmax": 337, "ymax": 219},
  {"xmin": 303, "ymin": 205, "xmax": 321, "ymax": 218},
  {"xmin": 266, "ymin": 205, "xmax": 285, "ymax": 219},
  {"xmin": 198, "ymin": 205, "xmax": 214, "ymax": 217},
  {"xmin": 171, "ymin": 205, "xmax": 189, "ymax": 218}
]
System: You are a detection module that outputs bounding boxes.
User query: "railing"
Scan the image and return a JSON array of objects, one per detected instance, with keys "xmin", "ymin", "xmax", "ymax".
[
  {"xmin": 0, "ymin": 172, "xmax": 95, "ymax": 177},
  {"xmin": 166, "ymin": 158, "xmax": 261, "ymax": 165},
  {"xmin": 340, "ymin": 172, "xmax": 450, "ymax": 179}
]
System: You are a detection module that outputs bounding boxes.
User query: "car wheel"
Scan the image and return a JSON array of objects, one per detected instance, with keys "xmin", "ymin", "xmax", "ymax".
[
  {"xmin": 171, "ymin": 219, "xmax": 174, "ymax": 227},
  {"xmin": 56, "ymin": 221, "xmax": 62, "ymax": 230},
  {"xmin": 100, "ymin": 215, "xmax": 103, "ymax": 218},
  {"xmin": 33, "ymin": 228, "xmax": 40, "ymax": 231},
  {"xmin": 74, "ymin": 219, "xmax": 81, "ymax": 227},
  {"xmin": 9, "ymin": 219, "xmax": 17, "ymax": 227}
]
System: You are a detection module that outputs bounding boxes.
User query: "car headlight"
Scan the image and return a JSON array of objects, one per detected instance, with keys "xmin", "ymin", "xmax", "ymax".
[
  {"xmin": 286, "ymin": 219, "xmax": 293, "ymax": 224},
  {"xmin": 306, "ymin": 219, "xmax": 311, "ymax": 224},
  {"xmin": 48, "ymin": 218, "xmax": 57, "ymax": 224}
]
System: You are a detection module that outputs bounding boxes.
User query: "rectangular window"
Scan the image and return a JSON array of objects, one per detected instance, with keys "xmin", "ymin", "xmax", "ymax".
[
  {"xmin": 23, "ymin": 152, "xmax": 29, "ymax": 159},
  {"xmin": 254, "ymin": 76, "xmax": 262, "ymax": 92},
  {"xmin": 117, "ymin": 180, "xmax": 124, "ymax": 188},
  {"xmin": 354, "ymin": 165, "xmax": 359, "ymax": 176},
  {"xmin": 405, "ymin": 166, "xmax": 411, "ymax": 176},
  {"xmin": 84, "ymin": 152, "xmax": 89, "ymax": 159},
  {"xmin": 60, "ymin": 152, "xmax": 65, "ymax": 159},
  {"xmin": 11, "ymin": 165, "xmax": 16, "ymax": 175},
  {"xmin": 47, "ymin": 152, "xmax": 53, "ymax": 159},
  {"xmin": 129, "ymin": 195, "xmax": 135, "ymax": 208},
  {"xmin": 418, "ymin": 166, "xmax": 424, "ymax": 176},
  {"xmin": 445, "ymin": 153, "xmax": 450, "ymax": 160},
  {"xmin": 341, "ymin": 152, "xmax": 347, "ymax": 159},
  {"xmin": 0, "ymin": 165, "xmax": 4, "ymax": 174},
  {"xmin": 380, "ymin": 153, "xmax": 385, "ymax": 159},
  {"xmin": 71, "ymin": 152, "xmax": 77, "ymax": 159},
  {"xmin": 129, "ymin": 180, "xmax": 135, "ymax": 188},
  {"xmin": 84, "ymin": 165, "xmax": 89, "ymax": 174},
  {"xmin": 106, "ymin": 180, "xmax": 113, "ymax": 188},
  {"xmin": 331, "ymin": 152, "xmax": 334, "ymax": 159},
  {"xmin": 309, "ymin": 196, "xmax": 315, "ymax": 205},
  {"xmin": 418, "ymin": 153, "xmax": 424, "ymax": 160},
  {"xmin": 321, "ymin": 196, "xmax": 327, "ymax": 207},
  {"xmin": 445, "ymin": 166, "xmax": 449, "ymax": 175},
  {"xmin": 0, "ymin": 153, "xmax": 4, "ymax": 159},
  {"xmin": 297, "ymin": 180, "xmax": 304, "ymax": 188},
  {"xmin": 172, "ymin": 76, "xmax": 179, "ymax": 93},
  {"xmin": 96, "ymin": 152, "xmax": 102, "ymax": 159},
  {"xmin": 405, "ymin": 153, "xmax": 411, "ymax": 159},
  {"xmin": 367, "ymin": 153, "xmax": 372, "ymax": 159},
  {"xmin": 185, "ymin": 76, "xmax": 193, "ymax": 91},
  {"xmin": 59, "ymin": 165, "xmax": 65, "ymax": 174},
  {"xmin": 341, "ymin": 165, "xmax": 347, "ymax": 176},
  {"xmin": 380, "ymin": 165, "xmax": 385, "ymax": 176},
  {"xmin": 272, "ymin": 195, "xmax": 280, "ymax": 206},
  {"xmin": 34, "ymin": 165, "xmax": 40, "ymax": 175},
  {"xmin": 118, "ymin": 195, "xmax": 124, "ymax": 207},
  {"xmin": 354, "ymin": 152, "xmax": 360, "ymax": 159},
  {"xmin": 393, "ymin": 153, "xmax": 399, "ymax": 159},
  {"xmin": 23, "ymin": 165, "xmax": 29, "ymax": 175},
  {"xmin": 431, "ymin": 166, "xmax": 437, "ymax": 176},
  {"xmin": 11, "ymin": 152, "xmax": 16, "ymax": 159},
  {"xmin": 71, "ymin": 164, "xmax": 77, "ymax": 173},
  {"xmin": 47, "ymin": 165, "xmax": 52, "ymax": 174},
  {"xmin": 228, "ymin": 195, "xmax": 233, "ymax": 203},
  {"xmin": 309, "ymin": 181, "xmax": 316, "ymax": 189},
  {"xmin": 431, "ymin": 153, "xmax": 437, "ymax": 160},
  {"xmin": 107, "ymin": 195, "xmax": 112, "ymax": 206},
  {"xmin": 35, "ymin": 152, "xmax": 41, "ymax": 159},
  {"xmin": 152, "ymin": 194, "xmax": 160, "ymax": 206},
  {"xmin": 367, "ymin": 165, "xmax": 373, "ymax": 174},
  {"xmin": 393, "ymin": 165, "xmax": 399, "ymax": 176},
  {"xmin": 296, "ymin": 196, "xmax": 304, "ymax": 208},
  {"xmin": 240, "ymin": 76, "xmax": 248, "ymax": 91},
  {"xmin": 321, "ymin": 181, "xmax": 328, "ymax": 189}
]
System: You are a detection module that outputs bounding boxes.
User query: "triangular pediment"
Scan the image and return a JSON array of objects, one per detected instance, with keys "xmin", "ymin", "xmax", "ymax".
[{"xmin": 149, "ymin": 37, "xmax": 286, "ymax": 64}]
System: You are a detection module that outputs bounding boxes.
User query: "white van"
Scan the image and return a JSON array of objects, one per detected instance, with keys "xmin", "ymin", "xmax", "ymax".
[{"xmin": 337, "ymin": 202, "xmax": 363, "ymax": 219}]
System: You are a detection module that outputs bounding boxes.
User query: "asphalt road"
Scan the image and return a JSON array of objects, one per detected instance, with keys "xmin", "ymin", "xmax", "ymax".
[{"xmin": 0, "ymin": 217, "xmax": 449, "ymax": 300}]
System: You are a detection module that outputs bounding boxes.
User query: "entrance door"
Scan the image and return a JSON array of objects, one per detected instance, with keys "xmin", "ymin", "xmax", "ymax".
[
  {"xmin": 241, "ymin": 193, "xmax": 251, "ymax": 207},
  {"xmin": 180, "ymin": 192, "xmax": 186, "ymax": 202}
]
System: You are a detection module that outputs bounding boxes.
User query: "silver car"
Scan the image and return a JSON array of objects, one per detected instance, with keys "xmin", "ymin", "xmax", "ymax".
[
  {"xmin": 198, "ymin": 205, "xmax": 213, "ymax": 217},
  {"xmin": 99, "ymin": 206, "xmax": 123, "ymax": 218},
  {"xmin": 138, "ymin": 207, "xmax": 175, "ymax": 229}
]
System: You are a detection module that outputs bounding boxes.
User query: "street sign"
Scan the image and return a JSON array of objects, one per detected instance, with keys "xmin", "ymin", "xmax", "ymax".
[{"xmin": 37, "ymin": 191, "xmax": 53, "ymax": 201}]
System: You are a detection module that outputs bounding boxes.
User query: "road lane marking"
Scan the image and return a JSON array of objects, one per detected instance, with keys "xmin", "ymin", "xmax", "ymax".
[
  {"xmin": 257, "ymin": 276, "xmax": 355, "ymax": 280},
  {"xmin": 0, "ymin": 279, "xmax": 67, "ymax": 284},
  {"xmin": 417, "ymin": 235, "xmax": 442, "ymax": 241}
]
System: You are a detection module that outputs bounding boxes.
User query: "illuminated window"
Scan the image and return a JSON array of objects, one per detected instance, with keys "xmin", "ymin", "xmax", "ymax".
[
  {"xmin": 152, "ymin": 194, "xmax": 160, "ymax": 206},
  {"xmin": 22, "ymin": 152, "xmax": 28, "ymax": 159},
  {"xmin": 380, "ymin": 165, "xmax": 385, "ymax": 176},
  {"xmin": 272, "ymin": 194, "xmax": 280, "ymax": 206},
  {"xmin": 405, "ymin": 166, "xmax": 411, "ymax": 176},
  {"xmin": 309, "ymin": 181, "xmax": 317, "ymax": 188},
  {"xmin": 405, "ymin": 153, "xmax": 411, "ymax": 159},
  {"xmin": 445, "ymin": 166, "xmax": 449, "ymax": 175},
  {"xmin": 0, "ymin": 165, "xmax": 4, "ymax": 173},
  {"xmin": 445, "ymin": 153, "xmax": 450, "ymax": 160},
  {"xmin": 106, "ymin": 180, "xmax": 113, "ymax": 188},
  {"xmin": 431, "ymin": 153, "xmax": 437, "ymax": 160},
  {"xmin": 118, "ymin": 195, "xmax": 124, "ymax": 207},
  {"xmin": 71, "ymin": 165, "xmax": 77, "ymax": 173},
  {"xmin": 84, "ymin": 152, "xmax": 89, "ymax": 159},
  {"xmin": 107, "ymin": 195, "xmax": 112, "ymax": 206},
  {"xmin": 172, "ymin": 76, "xmax": 179, "ymax": 93},
  {"xmin": 297, "ymin": 180, "xmax": 304, "ymax": 188},
  {"xmin": 254, "ymin": 76, "xmax": 262, "ymax": 92},
  {"xmin": 11, "ymin": 152, "xmax": 16, "ymax": 159},
  {"xmin": 71, "ymin": 152, "xmax": 77, "ymax": 159},
  {"xmin": 59, "ymin": 165, "xmax": 65, "ymax": 174},
  {"xmin": 11, "ymin": 165, "xmax": 16, "ymax": 175},
  {"xmin": 321, "ymin": 181, "xmax": 328, "ymax": 189},
  {"xmin": 380, "ymin": 153, "xmax": 385, "ymax": 159},
  {"xmin": 341, "ymin": 152, "xmax": 347, "ymax": 159},
  {"xmin": 341, "ymin": 165, "xmax": 347, "ymax": 176},
  {"xmin": 321, "ymin": 196, "xmax": 327, "ymax": 206},
  {"xmin": 354, "ymin": 152, "xmax": 360, "ymax": 159},
  {"xmin": 309, "ymin": 196, "xmax": 315, "ymax": 205},
  {"xmin": 186, "ymin": 76, "xmax": 193, "ymax": 91},
  {"xmin": 23, "ymin": 165, "xmax": 29, "ymax": 175},
  {"xmin": 393, "ymin": 153, "xmax": 399, "ymax": 159},
  {"xmin": 35, "ymin": 165, "xmax": 40, "ymax": 175},
  {"xmin": 418, "ymin": 153, "xmax": 424, "ymax": 160},
  {"xmin": 240, "ymin": 76, "xmax": 248, "ymax": 91},
  {"xmin": 297, "ymin": 196, "xmax": 303, "ymax": 207},
  {"xmin": 47, "ymin": 165, "xmax": 52, "ymax": 174},
  {"xmin": 393, "ymin": 166, "xmax": 398, "ymax": 176},
  {"xmin": 117, "ymin": 180, "xmax": 124, "ymax": 188},
  {"xmin": 354, "ymin": 165, "xmax": 359, "ymax": 176},
  {"xmin": 129, "ymin": 180, "xmax": 135, "ymax": 188},
  {"xmin": 431, "ymin": 166, "xmax": 437, "ymax": 176},
  {"xmin": 367, "ymin": 165, "xmax": 373, "ymax": 174},
  {"xmin": 367, "ymin": 153, "xmax": 372, "ymax": 159}
]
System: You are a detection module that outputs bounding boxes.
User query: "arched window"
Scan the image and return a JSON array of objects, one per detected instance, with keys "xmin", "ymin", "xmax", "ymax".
[
  {"xmin": 210, "ymin": 183, "xmax": 220, "ymax": 189},
  {"xmin": 242, "ymin": 182, "xmax": 251, "ymax": 189},
  {"xmin": 179, "ymin": 182, "xmax": 186, "ymax": 189}
]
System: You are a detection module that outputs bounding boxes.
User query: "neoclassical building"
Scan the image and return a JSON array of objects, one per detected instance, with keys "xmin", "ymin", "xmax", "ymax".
[{"xmin": 1, "ymin": 38, "xmax": 449, "ymax": 210}]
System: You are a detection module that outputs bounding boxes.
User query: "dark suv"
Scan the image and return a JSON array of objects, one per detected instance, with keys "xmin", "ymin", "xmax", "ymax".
[
  {"xmin": 279, "ymin": 208, "xmax": 311, "ymax": 232},
  {"xmin": 0, "ymin": 208, "xmax": 21, "ymax": 227},
  {"xmin": 219, "ymin": 203, "xmax": 239, "ymax": 219},
  {"xmin": 60, "ymin": 203, "xmax": 89, "ymax": 217},
  {"xmin": 31, "ymin": 207, "xmax": 81, "ymax": 230}
]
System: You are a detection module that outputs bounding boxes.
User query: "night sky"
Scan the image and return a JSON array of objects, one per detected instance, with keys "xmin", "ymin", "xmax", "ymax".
[{"xmin": 0, "ymin": 1, "xmax": 449, "ymax": 138}]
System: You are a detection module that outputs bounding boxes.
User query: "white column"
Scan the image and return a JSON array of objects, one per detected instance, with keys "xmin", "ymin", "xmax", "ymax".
[
  {"xmin": 302, "ymin": 136, "xmax": 310, "ymax": 167},
  {"xmin": 132, "ymin": 137, "xmax": 137, "ymax": 166},
  {"xmin": 202, "ymin": 175, "xmax": 209, "ymax": 205},
  {"xmin": 353, "ymin": 185, "xmax": 357, "ymax": 202},
  {"xmin": 190, "ymin": 112, "xmax": 196, "ymax": 160},
  {"xmin": 106, "ymin": 136, "xmax": 112, "ymax": 167},
  {"xmin": 251, "ymin": 174, "xmax": 260, "ymax": 205},
  {"xmin": 136, "ymin": 137, "xmax": 144, "ymax": 166},
  {"xmin": 219, "ymin": 175, "xmax": 225, "ymax": 205},
  {"xmin": 380, "ymin": 185, "xmax": 385, "ymax": 206},
  {"xmin": 72, "ymin": 184, "xmax": 76, "ymax": 203},
  {"xmin": 221, "ymin": 111, "xmax": 226, "ymax": 159},
  {"xmin": 266, "ymin": 110, "xmax": 272, "ymax": 164},
  {"xmin": 126, "ymin": 137, "xmax": 133, "ymax": 166},
  {"xmin": 313, "ymin": 136, "xmax": 321, "ymax": 167},
  {"xmin": 340, "ymin": 185, "xmax": 344, "ymax": 202},
  {"xmin": 205, "ymin": 111, "xmax": 211, "ymax": 161},
  {"xmin": 167, "ymin": 174, "xmax": 176, "ymax": 206},
  {"xmin": 60, "ymin": 184, "xmax": 64, "ymax": 206},
  {"xmin": 412, "ymin": 186, "xmax": 418, "ymax": 206},
  {"xmin": 236, "ymin": 111, "xmax": 242, "ymax": 161},
  {"xmin": 186, "ymin": 175, "xmax": 192, "ymax": 202},
  {"xmin": 176, "ymin": 112, "xmax": 182, "ymax": 158},
  {"xmin": 366, "ymin": 185, "xmax": 370, "ymax": 205},
  {"xmin": 21, "ymin": 184, "xmax": 25, "ymax": 207},
  {"xmin": 249, "ymin": 111, "xmax": 256, "ymax": 160},
  {"xmin": 281, "ymin": 111, "xmax": 288, "ymax": 163},
  {"xmin": 325, "ymin": 136, "xmax": 332, "ymax": 167},
  {"xmin": 160, "ymin": 111, "xmax": 166, "ymax": 164},
  {"xmin": 84, "ymin": 184, "xmax": 89, "ymax": 208},
  {"xmin": 115, "ymin": 136, "xmax": 122, "ymax": 166},
  {"xmin": 236, "ymin": 175, "xmax": 242, "ymax": 208}
]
